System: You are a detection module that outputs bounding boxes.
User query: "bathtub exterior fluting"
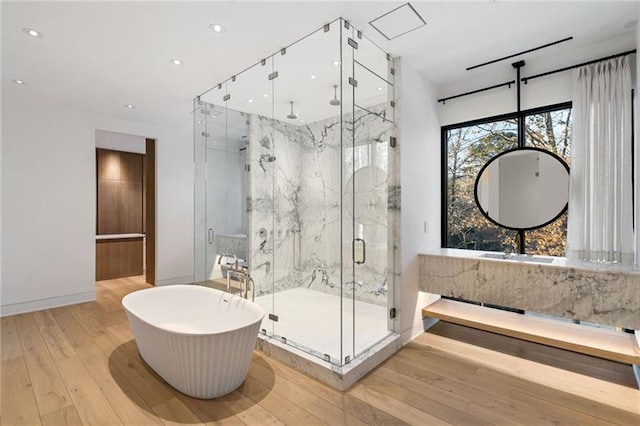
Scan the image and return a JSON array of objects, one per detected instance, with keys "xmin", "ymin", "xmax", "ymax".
[{"xmin": 122, "ymin": 285, "xmax": 264, "ymax": 399}]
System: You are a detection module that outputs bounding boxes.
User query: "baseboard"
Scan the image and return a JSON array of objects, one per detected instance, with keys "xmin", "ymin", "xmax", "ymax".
[
  {"xmin": 0, "ymin": 290, "xmax": 95, "ymax": 317},
  {"xmin": 402, "ymin": 317, "xmax": 436, "ymax": 345},
  {"xmin": 155, "ymin": 275, "xmax": 195, "ymax": 286}
]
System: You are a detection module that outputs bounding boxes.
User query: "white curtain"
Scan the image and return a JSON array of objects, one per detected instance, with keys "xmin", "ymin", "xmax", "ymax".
[{"xmin": 567, "ymin": 56, "xmax": 633, "ymax": 264}]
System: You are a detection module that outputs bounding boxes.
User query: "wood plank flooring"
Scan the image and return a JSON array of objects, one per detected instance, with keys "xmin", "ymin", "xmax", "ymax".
[{"xmin": 1, "ymin": 275, "xmax": 638, "ymax": 425}]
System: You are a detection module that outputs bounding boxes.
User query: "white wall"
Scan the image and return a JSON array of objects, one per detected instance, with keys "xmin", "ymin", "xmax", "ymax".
[
  {"xmin": 1, "ymin": 96, "xmax": 194, "ymax": 315},
  {"xmin": 398, "ymin": 59, "xmax": 441, "ymax": 343}
]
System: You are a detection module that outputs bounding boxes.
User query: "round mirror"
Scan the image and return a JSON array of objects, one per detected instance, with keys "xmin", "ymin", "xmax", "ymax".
[{"xmin": 474, "ymin": 147, "xmax": 569, "ymax": 230}]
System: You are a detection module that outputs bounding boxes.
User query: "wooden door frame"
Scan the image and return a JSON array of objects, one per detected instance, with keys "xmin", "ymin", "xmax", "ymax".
[{"xmin": 145, "ymin": 138, "xmax": 156, "ymax": 285}]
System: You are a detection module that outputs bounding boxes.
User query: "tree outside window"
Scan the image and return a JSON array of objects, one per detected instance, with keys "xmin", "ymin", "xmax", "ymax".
[{"xmin": 443, "ymin": 105, "xmax": 572, "ymax": 256}]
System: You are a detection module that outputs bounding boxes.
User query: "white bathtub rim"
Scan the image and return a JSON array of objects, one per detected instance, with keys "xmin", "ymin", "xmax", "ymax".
[{"xmin": 122, "ymin": 284, "xmax": 265, "ymax": 336}]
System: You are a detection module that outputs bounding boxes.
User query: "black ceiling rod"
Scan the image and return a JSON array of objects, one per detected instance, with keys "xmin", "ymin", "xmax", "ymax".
[
  {"xmin": 511, "ymin": 60, "xmax": 527, "ymax": 255},
  {"xmin": 522, "ymin": 49, "xmax": 636, "ymax": 84},
  {"xmin": 512, "ymin": 60, "xmax": 526, "ymax": 149},
  {"xmin": 438, "ymin": 80, "xmax": 515, "ymax": 104},
  {"xmin": 466, "ymin": 36, "xmax": 573, "ymax": 71}
]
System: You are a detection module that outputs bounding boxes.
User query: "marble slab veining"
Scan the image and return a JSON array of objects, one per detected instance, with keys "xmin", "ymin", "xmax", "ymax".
[
  {"xmin": 419, "ymin": 252, "xmax": 640, "ymax": 330},
  {"xmin": 247, "ymin": 103, "xmax": 395, "ymax": 306}
]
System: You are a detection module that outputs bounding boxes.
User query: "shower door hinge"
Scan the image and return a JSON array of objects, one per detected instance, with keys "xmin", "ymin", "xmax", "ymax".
[
  {"xmin": 231, "ymin": 75, "xmax": 236, "ymax": 82},
  {"xmin": 244, "ymin": 164, "xmax": 250, "ymax": 172},
  {"xmin": 261, "ymin": 58, "xmax": 266, "ymax": 66},
  {"xmin": 348, "ymin": 38, "xmax": 358, "ymax": 49},
  {"xmin": 390, "ymin": 307, "xmax": 397, "ymax": 319},
  {"xmin": 268, "ymin": 71, "xmax": 279, "ymax": 80},
  {"xmin": 348, "ymin": 77, "xmax": 358, "ymax": 87},
  {"xmin": 223, "ymin": 94, "xmax": 231, "ymax": 102},
  {"xmin": 386, "ymin": 53, "xmax": 391, "ymax": 61},
  {"xmin": 323, "ymin": 23, "xmax": 330, "ymax": 32},
  {"xmin": 344, "ymin": 355, "xmax": 351, "ymax": 364},
  {"xmin": 280, "ymin": 47, "xmax": 287, "ymax": 55},
  {"xmin": 268, "ymin": 313, "xmax": 279, "ymax": 322},
  {"xmin": 201, "ymin": 132, "xmax": 210, "ymax": 137},
  {"xmin": 357, "ymin": 30, "xmax": 362, "ymax": 39},
  {"xmin": 390, "ymin": 100, "xmax": 395, "ymax": 108},
  {"xmin": 390, "ymin": 68, "xmax": 395, "ymax": 75},
  {"xmin": 344, "ymin": 20, "xmax": 350, "ymax": 29},
  {"xmin": 390, "ymin": 136, "xmax": 397, "ymax": 148},
  {"xmin": 353, "ymin": 238, "xmax": 365, "ymax": 264},
  {"xmin": 218, "ymin": 83, "xmax": 222, "ymax": 89}
]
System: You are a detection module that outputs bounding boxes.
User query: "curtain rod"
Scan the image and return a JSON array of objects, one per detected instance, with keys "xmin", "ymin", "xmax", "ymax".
[
  {"xmin": 521, "ymin": 49, "xmax": 636, "ymax": 83},
  {"xmin": 438, "ymin": 80, "xmax": 515, "ymax": 104},
  {"xmin": 439, "ymin": 49, "xmax": 636, "ymax": 105},
  {"xmin": 466, "ymin": 37, "xmax": 573, "ymax": 71}
]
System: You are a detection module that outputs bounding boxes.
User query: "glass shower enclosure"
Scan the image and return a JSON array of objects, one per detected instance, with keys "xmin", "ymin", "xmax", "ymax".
[{"xmin": 194, "ymin": 18, "xmax": 397, "ymax": 367}]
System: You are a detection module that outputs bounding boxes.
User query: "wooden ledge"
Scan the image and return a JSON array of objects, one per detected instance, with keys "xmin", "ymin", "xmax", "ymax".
[{"xmin": 422, "ymin": 299, "xmax": 640, "ymax": 365}]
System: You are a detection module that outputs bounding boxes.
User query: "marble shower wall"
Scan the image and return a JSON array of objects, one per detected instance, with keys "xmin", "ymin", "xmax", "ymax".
[{"xmin": 248, "ymin": 103, "xmax": 395, "ymax": 306}]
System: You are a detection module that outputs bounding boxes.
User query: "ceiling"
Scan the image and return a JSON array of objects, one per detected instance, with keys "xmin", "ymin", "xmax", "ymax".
[{"xmin": 2, "ymin": 1, "xmax": 638, "ymax": 129}]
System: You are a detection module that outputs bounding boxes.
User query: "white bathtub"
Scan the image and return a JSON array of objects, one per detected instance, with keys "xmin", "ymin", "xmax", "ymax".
[{"xmin": 122, "ymin": 284, "xmax": 264, "ymax": 399}]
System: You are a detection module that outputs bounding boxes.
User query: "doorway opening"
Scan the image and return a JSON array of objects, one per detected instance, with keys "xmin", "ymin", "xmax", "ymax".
[{"xmin": 95, "ymin": 130, "xmax": 156, "ymax": 286}]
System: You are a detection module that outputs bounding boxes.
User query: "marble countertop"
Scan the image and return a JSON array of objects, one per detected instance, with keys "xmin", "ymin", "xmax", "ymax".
[
  {"xmin": 96, "ymin": 233, "xmax": 145, "ymax": 240},
  {"xmin": 420, "ymin": 248, "xmax": 640, "ymax": 275}
]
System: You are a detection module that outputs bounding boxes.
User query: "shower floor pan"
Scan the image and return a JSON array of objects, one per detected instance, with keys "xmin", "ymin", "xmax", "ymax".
[{"xmin": 254, "ymin": 287, "xmax": 401, "ymax": 390}]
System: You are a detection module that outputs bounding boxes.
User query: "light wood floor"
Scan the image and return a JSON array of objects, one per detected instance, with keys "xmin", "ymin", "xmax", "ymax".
[{"xmin": 0, "ymin": 276, "xmax": 638, "ymax": 425}]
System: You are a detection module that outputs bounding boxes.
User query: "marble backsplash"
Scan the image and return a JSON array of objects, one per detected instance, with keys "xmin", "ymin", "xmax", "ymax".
[
  {"xmin": 248, "ymin": 104, "xmax": 396, "ymax": 306},
  {"xmin": 419, "ymin": 251, "xmax": 640, "ymax": 330}
]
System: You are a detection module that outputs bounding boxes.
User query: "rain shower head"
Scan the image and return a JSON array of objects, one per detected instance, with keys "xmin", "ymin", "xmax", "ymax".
[
  {"xmin": 329, "ymin": 85, "xmax": 341, "ymax": 106},
  {"xmin": 287, "ymin": 101, "xmax": 299, "ymax": 119}
]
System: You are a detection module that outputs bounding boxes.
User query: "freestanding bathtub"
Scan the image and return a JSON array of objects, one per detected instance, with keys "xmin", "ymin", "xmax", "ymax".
[{"xmin": 122, "ymin": 284, "xmax": 264, "ymax": 399}]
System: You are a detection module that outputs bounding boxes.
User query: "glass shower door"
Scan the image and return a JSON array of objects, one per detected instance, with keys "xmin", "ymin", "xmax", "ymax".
[{"xmin": 351, "ymin": 33, "xmax": 396, "ymax": 358}]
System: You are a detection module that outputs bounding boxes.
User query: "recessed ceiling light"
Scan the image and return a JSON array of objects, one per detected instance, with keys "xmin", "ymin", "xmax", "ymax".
[
  {"xmin": 299, "ymin": 119, "xmax": 305, "ymax": 123},
  {"xmin": 247, "ymin": 98, "xmax": 254, "ymax": 103},
  {"xmin": 22, "ymin": 28, "xmax": 42, "ymax": 38},
  {"xmin": 197, "ymin": 120, "xmax": 204, "ymax": 124},
  {"xmin": 263, "ymin": 93, "xmax": 269, "ymax": 98},
  {"xmin": 209, "ymin": 23, "xmax": 225, "ymax": 33},
  {"xmin": 170, "ymin": 58, "xmax": 182, "ymax": 65},
  {"xmin": 332, "ymin": 60, "xmax": 341, "ymax": 66},
  {"xmin": 11, "ymin": 79, "xmax": 26, "ymax": 85},
  {"xmin": 310, "ymin": 75, "xmax": 317, "ymax": 79},
  {"xmin": 377, "ymin": 86, "xmax": 384, "ymax": 91},
  {"xmin": 125, "ymin": 104, "xmax": 135, "ymax": 109}
]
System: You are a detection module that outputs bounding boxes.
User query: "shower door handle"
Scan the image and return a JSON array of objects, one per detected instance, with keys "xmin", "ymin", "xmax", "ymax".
[
  {"xmin": 208, "ymin": 228, "xmax": 214, "ymax": 244},
  {"xmin": 353, "ymin": 238, "xmax": 365, "ymax": 265}
]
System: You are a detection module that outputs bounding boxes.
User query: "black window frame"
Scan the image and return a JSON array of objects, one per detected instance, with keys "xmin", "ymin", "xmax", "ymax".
[{"xmin": 440, "ymin": 101, "xmax": 573, "ymax": 251}]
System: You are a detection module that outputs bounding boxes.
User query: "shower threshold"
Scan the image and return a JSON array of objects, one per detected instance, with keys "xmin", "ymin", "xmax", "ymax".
[{"xmin": 254, "ymin": 287, "xmax": 402, "ymax": 390}]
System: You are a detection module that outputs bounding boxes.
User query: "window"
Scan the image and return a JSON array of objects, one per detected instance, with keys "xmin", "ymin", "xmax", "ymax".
[{"xmin": 442, "ymin": 103, "xmax": 572, "ymax": 256}]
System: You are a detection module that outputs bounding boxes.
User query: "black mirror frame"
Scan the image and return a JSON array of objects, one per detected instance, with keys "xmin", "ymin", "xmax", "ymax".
[{"xmin": 473, "ymin": 146, "xmax": 570, "ymax": 232}]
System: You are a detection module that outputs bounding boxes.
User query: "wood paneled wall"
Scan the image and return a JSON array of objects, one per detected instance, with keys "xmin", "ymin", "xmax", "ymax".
[
  {"xmin": 96, "ymin": 238, "xmax": 144, "ymax": 280},
  {"xmin": 96, "ymin": 149, "xmax": 144, "ymax": 234}
]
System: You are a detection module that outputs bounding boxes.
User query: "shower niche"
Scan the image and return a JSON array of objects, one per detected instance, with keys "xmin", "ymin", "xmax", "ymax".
[{"xmin": 194, "ymin": 18, "xmax": 399, "ymax": 387}]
